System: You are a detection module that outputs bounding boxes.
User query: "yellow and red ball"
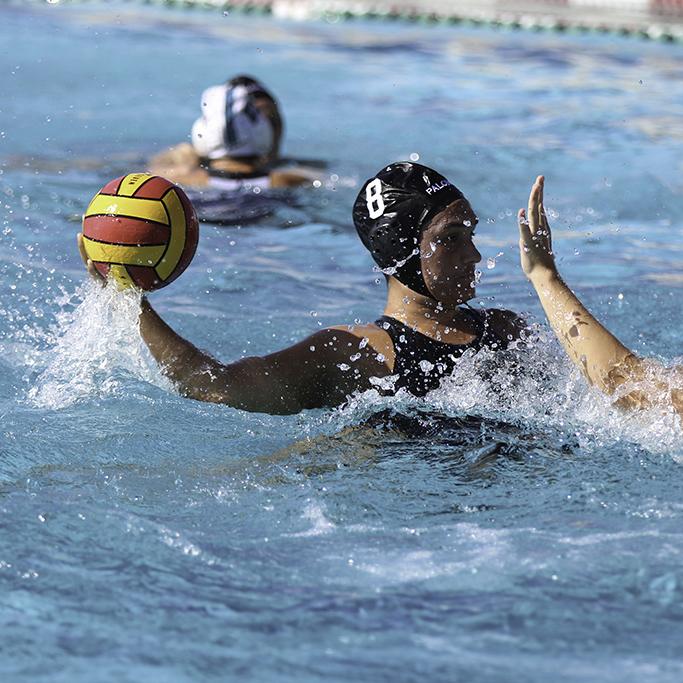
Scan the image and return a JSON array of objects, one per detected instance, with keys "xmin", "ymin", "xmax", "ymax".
[{"xmin": 81, "ymin": 173, "xmax": 199, "ymax": 291}]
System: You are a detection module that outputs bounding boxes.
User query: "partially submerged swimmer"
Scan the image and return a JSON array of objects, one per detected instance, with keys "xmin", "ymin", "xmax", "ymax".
[
  {"xmin": 518, "ymin": 175, "xmax": 683, "ymax": 419},
  {"xmin": 78, "ymin": 161, "xmax": 525, "ymax": 414},
  {"xmin": 149, "ymin": 75, "xmax": 319, "ymax": 191}
]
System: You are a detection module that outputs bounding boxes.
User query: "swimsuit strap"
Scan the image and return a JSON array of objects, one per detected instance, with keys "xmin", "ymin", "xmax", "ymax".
[{"xmin": 374, "ymin": 308, "xmax": 508, "ymax": 397}]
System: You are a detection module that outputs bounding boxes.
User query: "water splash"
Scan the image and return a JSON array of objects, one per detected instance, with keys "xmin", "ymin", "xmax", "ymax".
[
  {"xmin": 28, "ymin": 283, "xmax": 172, "ymax": 409},
  {"xmin": 486, "ymin": 251, "xmax": 504, "ymax": 269},
  {"xmin": 286, "ymin": 500, "xmax": 336, "ymax": 537},
  {"xmin": 331, "ymin": 328, "xmax": 683, "ymax": 458}
]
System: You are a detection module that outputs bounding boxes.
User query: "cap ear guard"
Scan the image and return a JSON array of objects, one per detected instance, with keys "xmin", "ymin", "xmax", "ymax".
[
  {"xmin": 191, "ymin": 85, "xmax": 231, "ymax": 159},
  {"xmin": 190, "ymin": 82, "xmax": 276, "ymax": 160},
  {"xmin": 353, "ymin": 162, "xmax": 466, "ymax": 297},
  {"xmin": 191, "ymin": 115, "xmax": 226, "ymax": 159}
]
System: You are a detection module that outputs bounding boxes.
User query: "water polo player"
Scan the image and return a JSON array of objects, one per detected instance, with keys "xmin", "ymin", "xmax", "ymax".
[
  {"xmin": 149, "ymin": 75, "xmax": 318, "ymax": 191},
  {"xmin": 518, "ymin": 176, "xmax": 682, "ymax": 418},
  {"xmin": 78, "ymin": 161, "xmax": 525, "ymax": 414}
]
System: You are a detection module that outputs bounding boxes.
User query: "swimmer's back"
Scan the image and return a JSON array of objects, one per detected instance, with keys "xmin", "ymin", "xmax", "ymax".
[{"xmin": 148, "ymin": 143, "xmax": 320, "ymax": 190}]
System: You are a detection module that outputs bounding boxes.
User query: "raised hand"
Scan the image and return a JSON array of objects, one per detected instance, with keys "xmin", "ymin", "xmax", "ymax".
[{"xmin": 518, "ymin": 175, "xmax": 556, "ymax": 280}]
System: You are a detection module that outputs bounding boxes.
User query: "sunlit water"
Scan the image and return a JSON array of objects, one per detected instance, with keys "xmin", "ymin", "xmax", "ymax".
[{"xmin": 1, "ymin": 3, "xmax": 683, "ymax": 681}]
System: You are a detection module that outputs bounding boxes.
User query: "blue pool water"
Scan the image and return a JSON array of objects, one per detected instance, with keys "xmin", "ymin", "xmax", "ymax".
[{"xmin": 1, "ymin": 3, "xmax": 683, "ymax": 681}]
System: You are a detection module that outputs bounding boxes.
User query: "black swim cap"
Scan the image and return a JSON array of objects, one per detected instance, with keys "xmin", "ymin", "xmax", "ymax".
[
  {"xmin": 353, "ymin": 162, "xmax": 465, "ymax": 296},
  {"xmin": 226, "ymin": 75, "xmax": 275, "ymax": 102}
]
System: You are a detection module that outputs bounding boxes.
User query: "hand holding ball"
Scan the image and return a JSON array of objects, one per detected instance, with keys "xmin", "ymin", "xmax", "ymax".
[{"xmin": 81, "ymin": 173, "xmax": 199, "ymax": 290}]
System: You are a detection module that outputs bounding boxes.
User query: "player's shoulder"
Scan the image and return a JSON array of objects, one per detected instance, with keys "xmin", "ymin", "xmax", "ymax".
[
  {"xmin": 149, "ymin": 142, "xmax": 198, "ymax": 168},
  {"xmin": 327, "ymin": 323, "xmax": 395, "ymax": 369},
  {"xmin": 328, "ymin": 322, "xmax": 391, "ymax": 345}
]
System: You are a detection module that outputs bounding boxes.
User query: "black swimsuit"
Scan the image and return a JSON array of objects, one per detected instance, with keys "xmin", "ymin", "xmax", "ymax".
[{"xmin": 376, "ymin": 308, "xmax": 509, "ymax": 397}]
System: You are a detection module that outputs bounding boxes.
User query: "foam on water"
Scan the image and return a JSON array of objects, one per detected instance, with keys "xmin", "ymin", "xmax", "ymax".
[
  {"xmin": 331, "ymin": 328, "xmax": 683, "ymax": 461},
  {"xmin": 286, "ymin": 500, "xmax": 336, "ymax": 537}
]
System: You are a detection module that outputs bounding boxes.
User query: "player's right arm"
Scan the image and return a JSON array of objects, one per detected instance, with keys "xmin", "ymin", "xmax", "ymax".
[
  {"xmin": 77, "ymin": 233, "xmax": 392, "ymax": 414},
  {"xmin": 137, "ymin": 302, "xmax": 392, "ymax": 414},
  {"xmin": 519, "ymin": 176, "xmax": 682, "ymax": 417}
]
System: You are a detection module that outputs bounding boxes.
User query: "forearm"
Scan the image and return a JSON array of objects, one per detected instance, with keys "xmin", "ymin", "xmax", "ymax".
[
  {"xmin": 518, "ymin": 176, "xmax": 681, "ymax": 417},
  {"xmin": 269, "ymin": 169, "xmax": 318, "ymax": 188},
  {"xmin": 137, "ymin": 300, "xmax": 303, "ymax": 413},
  {"xmin": 138, "ymin": 298, "xmax": 215, "ymax": 393},
  {"xmin": 529, "ymin": 269, "xmax": 636, "ymax": 394}
]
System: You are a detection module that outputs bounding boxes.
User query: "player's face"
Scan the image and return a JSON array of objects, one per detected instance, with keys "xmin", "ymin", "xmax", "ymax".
[{"xmin": 419, "ymin": 199, "xmax": 481, "ymax": 305}]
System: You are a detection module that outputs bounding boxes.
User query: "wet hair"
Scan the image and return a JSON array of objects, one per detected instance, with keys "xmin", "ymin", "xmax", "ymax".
[{"xmin": 352, "ymin": 161, "xmax": 466, "ymax": 296}]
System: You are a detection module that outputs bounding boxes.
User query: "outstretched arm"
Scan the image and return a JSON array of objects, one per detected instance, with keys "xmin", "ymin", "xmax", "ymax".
[
  {"xmin": 518, "ymin": 176, "xmax": 682, "ymax": 416},
  {"xmin": 518, "ymin": 176, "xmax": 634, "ymax": 394},
  {"xmin": 77, "ymin": 235, "xmax": 391, "ymax": 414}
]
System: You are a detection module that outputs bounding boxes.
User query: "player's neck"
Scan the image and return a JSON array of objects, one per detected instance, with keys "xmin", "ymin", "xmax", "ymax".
[{"xmin": 383, "ymin": 277, "xmax": 477, "ymax": 342}]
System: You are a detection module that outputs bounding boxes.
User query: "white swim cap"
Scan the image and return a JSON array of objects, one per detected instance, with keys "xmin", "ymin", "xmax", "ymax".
[{"xmin": 191, "ymin": 82, "xmax": 275, "ymax": 160}]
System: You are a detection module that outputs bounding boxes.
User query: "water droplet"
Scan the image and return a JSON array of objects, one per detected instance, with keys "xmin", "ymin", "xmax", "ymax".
[
  {"xmin": 486, "ymin": 251, "xmax": 504, "ymax": 270},
  {"xmin": 409, "ymin": 152, "xmax": 420, "ymax": 161}
]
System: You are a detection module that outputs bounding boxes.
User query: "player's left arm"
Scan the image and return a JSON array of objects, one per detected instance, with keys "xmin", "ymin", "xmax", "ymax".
[
  {"xmin": 269, "ymin": 167, "xmax": 324, "ymax": 188},
  {"xmin": 518, "ymin": 176, "xmax": 683, "ymax": 417}
]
